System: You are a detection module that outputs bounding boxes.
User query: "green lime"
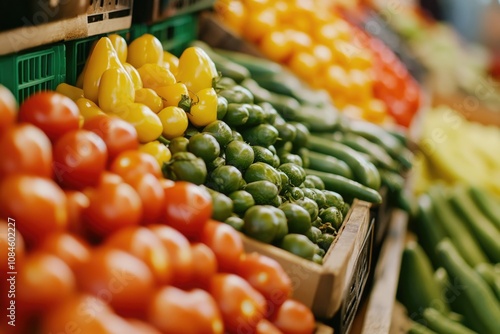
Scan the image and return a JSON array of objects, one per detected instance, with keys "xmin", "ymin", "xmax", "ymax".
[
  {"xmin": 241, "ymin": 124, "xmax": 279, "ymax": 147},
  {"xmin": 305, "ymin": 226, "xmax": 322, "ymax": 243},
  {"xmin": 252, "ymin": 146, "xmax": 275, "ymax": 165},
  {"xmin": 229, "ymin": 190, "xmax": 255, "ymax": 214},
  {"xmin": 280, "ymin": 202, "xmax": 311, "ymax": 234},
  {"xmin": 278, "ymin": 163, "xmax": 306, "ymax": 187},
  {"xmin": 305, "ymin": 175, "xmax": 325, "ymax": 190},
  {"xmin": 323, "ymin": 190, "xmax": 344, "ymax": 209},
  {"xmin": 225, "ymin": 215, "xmax": 244, "ymax": 231},
  {"xmin": 163, "ymin": 152, "xmax": 207, "ymax": 185},
  {"xmin": 275, "ymin": 123, "xmax": 297, "ymax": 143},
  {"xmin": 244, "ymin": 162, "xmax": 282, "ymax": 189},
  {"xmin": 223, "ymin": 103, "xmax": 250, "ymax": 126},
  {"xmin": 280, "ymin": 234, "xmax": 316, "ymax": 260},
  {"xmin": 295, "ymin": 197, "xmax": 319, "ymax": 221},
  {"xmin": 188, "ymin": 133, "xmax": 221, "ymax": 163},
  {"xmin": 210, "ymin": 191, "xmax": 234, "ymax": 222},
  {"xmin": 225, "ymin": 140, "xmax": 255, "ymax": 171},
  {"xmin": 203, "ymin": 120, "xmax": 233, "ymax": 148},
  {"xmin": 319, "ymin": 207, "xmax": 344, "ymax": 230},
  {"xmin": 168, "ymin": 137, "xmax": 189, "ymax": 155},
  {"xmin": 244, "ymin": 180, "xmax": 279, "ymax": 205},
  {"xmin": 207, "ymin": 165, "xmax": 244, "ymax": 194},
  {"xmin": 243, "ymin": 205, "xmax": 282, "ymax": 243},
  {"xmin": 246, "ymin": 104, "xmax": 267, "ymax": 126},
  {"xmin": 232, "ymin": 130, "xmax": 244, "ymax": 142},
  {"xmin": 217, "ymin": 95, "xmax": 228, "ymax": 120}
]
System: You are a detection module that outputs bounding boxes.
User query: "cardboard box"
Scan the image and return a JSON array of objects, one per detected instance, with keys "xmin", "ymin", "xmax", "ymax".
[{"xmin": 241, "ymin": 200, "xmax": 373, "ymax": 319}]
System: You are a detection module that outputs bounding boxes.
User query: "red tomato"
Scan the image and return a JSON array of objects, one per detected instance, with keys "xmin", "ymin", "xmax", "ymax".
[
  {"xmin": 53, "ymin": 129, "xmax": 108, "ymax": 189},
  {"xmin": 17, "ymin": 252, "xmax": 76, "ymax": 313},
  {"xmin": 64, "ymin": 190, "xmax": 90, "ymax": 235},
  {"xmin": 163, "ymin": 181, "xmax": 212, "ymax": 240},
  {"xmin": 0, "ymin": 219, "xmax": 25, "ymax": 279},
  {"xmin": 270, "ymin": 300, "xmax": 315, "ymax": 334},
  {"xmin": 125, "ymin": 173, "xmax": 165, "ymax": 224},
  {"xmin": 0, "ymin": 85, "xmax": 17, "ymax": 134},
  {"xmin": 0, "ymin": 175, "xmax": 67, "ymax": 246},
  {"xmin": 149, "ymin": 224, "xmax": 194, "ymax": 287},
  {"xmin": 189, "ymin": 242, "xmax": 217, "ymax": 289},
  {"xmin": 0, "ymin": 123, "xmax": 52, "ymax": 180},
  {"xmin": 83, "ymin": 114, "xmax": 139, "ymax": 163},
  {"xmin": 110, "ymin": 150, "xmax": 161, "ymax": 180},
  {"xmin": 41, "ymin": 293, "xmax": 130, "ymax": 334},
  {"xmin": 201, "ymin": 220, "xmax": 243, "ymax": 273},
  {"xmin": 18, "ymin": 91, "xmax": 80, "ymax": 142},
  {"xmin": 148, "ymin": 286, "xmax": 224, "ymax": 334},
  {"xmin": 37, "ymin": 232, "xmax": 92, "ymax": 272},
  {"xmin": 83, "ymin": 173, "xmax": 142, "ymax": 239},
  {"xmin": 75, "ymin": 248, "xmax": 155, "ymax": 319},
  {"xmin": 209, "ymin": 273, "xmax": 266, "ymax": 333},
  {"xmin": 256, "ymin": 319, "xmax": 283, "ymax": 334},
  {"xmin": 126, "ymin": 319, "xmax": 162, "ymax": 334},
  {"xmin": 237, "ymin": 253, "xmax": 292, "ymax": 312},
  {"xmin": 103, "ymin": 226, "xmax": 172, "ymax": 285}
]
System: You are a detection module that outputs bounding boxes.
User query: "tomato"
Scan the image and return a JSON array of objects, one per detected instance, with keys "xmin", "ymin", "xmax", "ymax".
[
  {"xmin": 75, "ymin": 248, "xmax": 155, "ymax": 319},
  {"xmin": 139, "ymin": 141, "xmax": 172, "ymax": 169},
  {"xmin": 41, "ymin": 293, "xmax": 130, "ymax": 334},
  {"xmin": 259, "ymin": 31, "xmax": 293, "ymax": 63},
  {"xmin": 0, "ymin": 175, "xmax": 67, "ymax": 246},
  {"xmin": 157, "ymin": 106, "xmax": 189, "ymax": 140},
  {"xmin": 0, "ymin": 123, "xmax": 52, "ymax": 180},
  {"xmin": 18, "ymin": 91, "xmax": 80, "ymax": 142},
  {"xmin": 64, "ymin": 190, "xmax": 89, "ymax": 235},
  {"xmin": 83, "ymin": 172, "xmax": 142, "ymax": 239},
  {"xmin": 209, "ymin": 273, "xmax": 266, "ymax": 334},
  {"xmin": 83, "ymin": 114, "xmax": 139, "ymax": 163},
  {"xmin": 189, "ymin": 242, "xmax": 217, "ymax": 289},
  {"xmin": 256, "ymin": 319, "xmax": 283, "ymax": 334},
  {"xmin": 126, "ymin": 319, "xmax": 162, "ymax": 334},
  {"xmin": 148, "ymin": 225, "xmax": 194, "ymax": 287},
  {"xmin": 237, "ymin": 253, "xmax": 292, "ymax": 312},
  {"xmin": 110, "ymin": 150, "xmax": 162, "ymax": 180},
  {"xmin": 0, "ymin": 219, "xmax": 25, "ymax": 278},
  {"xmin": 124, "ymin": 173, "xmax": 165, "ymax": 224},
  {"xmin": 148, "ymin": 286, "xmax": 224, "ymax": 334},
  {"xmin": 270, "ymin": 300, "xmax": 315, "ymax": 334},
  {"xmin": 17, "ymin": 252, "xmax": 76, "ymax": 313},
  {"xmin": 127, "ymin": 34, "xmax": 164, "ymax": 69},
  {"xmin": 201, "ymin": 220, "xmax": 243, "ymax": 273},
  {"xmin": 103, "ymin": 226, "xmax": 172, "ymax": 285},
  {"xmin": 53, "ymin": 129, "xmax": 108, "ymax": 189},
  {"xmin": 162, "ymin": 181, "xmax": 212, "ymax": 240},
  {"xmin": 37, "ymin": 232, "xmax": 91, "ymax": 272},
  {"xmin": 0, "ymin": 85, "xmax": 17, "ymax": 134}
]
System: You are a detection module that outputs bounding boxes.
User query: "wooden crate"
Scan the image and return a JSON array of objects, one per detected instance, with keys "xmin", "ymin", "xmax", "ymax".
[{"xmin": 242, "ymin": 200, "xmax": 373, "ymax": 320}]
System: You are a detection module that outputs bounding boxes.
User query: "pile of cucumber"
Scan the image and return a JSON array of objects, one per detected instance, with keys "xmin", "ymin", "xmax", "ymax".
[{"xmin": 400, "ymin": 184, "xmax": 500, "ymax": 334}]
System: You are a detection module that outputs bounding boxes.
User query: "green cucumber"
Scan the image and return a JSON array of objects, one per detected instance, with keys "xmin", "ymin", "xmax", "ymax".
[
  {"xmin": 397, "ymin": 241, "xmax": 449, "ymax": 317},
  {"xmin": 422, "ymin": 308, "xmax": 477, "ymax": 334},
  {"xmin": 449, "ymin": 187, "xmax": 500, "ymax": 263},
  {"xmin": 211, "ymin": 47, "xmax": 283, "ymax": 77},
  {"xmin": 474, "ymin": 263, "xmax": 500, "ymax": 301},
  {"xmin": 436, "ymin": 239, "xmax": 500, "ymax": 334},
  {"xmin": 427, "ymin": 186, "xmax": 488, "ymax": 267},
  {"xmin": 303, "ymin": 168, "xmax": 382, "ymax": 204},
  {"xmin": 307, "ymin": 150, "xmax": 353, "ymax": 179},
  {"xmin": 469, "ymin": 186, "xmax": 500, "ymax": 230},
  {"xmin": 409, "ymin": 321, "xmax": 438, "ymax": 334},
  {"xmin": 307, "ymin": 135, "xmax": 381, "ymax": 190}
]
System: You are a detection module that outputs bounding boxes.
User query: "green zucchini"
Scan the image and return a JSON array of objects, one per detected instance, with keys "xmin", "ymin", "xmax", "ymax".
[
  {"xmin": 474, "ymin": 263, "xmax": 500, "ymax": 301},
  {"xmin": 307, "ymin": 135, "xmax": 381, "ymax": 190},
  {"xmin": 422, "ymin": 308, "xmax": 477, "ymax": 334},
  {"xmin": 307, "ymin": 150, "xmax": 353, "ymax": 179},
  {"xmin": 468, "ymin": 186, "xmax": 500, "ymax": 230},
  {"xmin": 409, "ymin": 321, "xmax": 438, "ymax": 334},
  {"xmin": 303, "ymin": 168, "xmax": 382, "ymax": 204},
  {"xmin": 210, "ymin": 47, "xmax": 283, "ymax": 77},
  {"xmin": 436, "ymin": 239, "xmax": 500, "ymax": 334}
]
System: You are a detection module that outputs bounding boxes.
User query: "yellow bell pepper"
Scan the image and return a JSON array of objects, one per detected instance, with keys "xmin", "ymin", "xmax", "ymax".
[
  {"xmin": 176, "ymin": 47, "xmax": 218, "ymax": 94},
  {"xmin": 139, "ymin": 141, "xmax": 172, "ymax": 168},
  {"xmin": 76, "ymin": 98, "xmax": 106, "ymax": 122},
  {"xmin": 163, "ymin": 51, "xmax": 179, "ymax": 75},
  {"xmin": 187, "ymin": 88, "xmax": 218, "ymax": 127},
  {"xmin": 137, "ymin": 63, "xmax": 176, "ymax": 90},
  {"xmin": 97, "ymin": 67, "xmax": 135, "ymax": 113},
  {"xmin": 135, "ymin": 88, "xmax": 164, "ymax": 114},
  {"xmin": 154, "ymin": 83, "xmax": 191, "ymax": 111},
  {"xmin": 157, "ymin": 106, "xmax": 189, "ymax": 139},
  {"xmin": 108, "ymin": 34, "xmax": 128, "ymax": 63},
  {"xmin": 123, "ymin": 62, "xmax": 143, "ymax": 90},
  {"xmin": 127, "ymin": 33, "xmax": 164, "ymax": 69},
  {"xmin": 83, "ymin": 37, "xmax": 125, "ymax": 103},
  {"xmin": 56, "ymin": 83, "xmax": 84, "ymax": 101},
  {"xmin": 112, "ymin": 103, "xmax": 163, "ymax": 143}
]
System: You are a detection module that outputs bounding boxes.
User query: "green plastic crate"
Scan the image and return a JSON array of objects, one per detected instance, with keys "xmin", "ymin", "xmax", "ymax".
[
  {"xmin": 66, "ymin": 29, "xmax": 131, "ymax": 86},
  {"xmin": 0, "ymin": 44, "xmax": 66, "ymax": 102}
]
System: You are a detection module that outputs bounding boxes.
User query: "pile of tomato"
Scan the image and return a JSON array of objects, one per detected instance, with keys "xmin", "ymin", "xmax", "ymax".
[{"xmin": 0, "ymin": 85, "xmax": 315, "ymax": 334}]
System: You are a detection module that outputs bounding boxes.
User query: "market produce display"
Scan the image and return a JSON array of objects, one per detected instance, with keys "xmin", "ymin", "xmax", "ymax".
[{"xmin": 214, "ymin": 0, "xmax": 422, "ymax": 126}]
